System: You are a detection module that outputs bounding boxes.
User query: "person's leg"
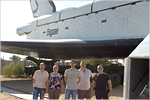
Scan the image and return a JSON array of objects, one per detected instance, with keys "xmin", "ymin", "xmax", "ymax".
[
  {"xmin": 48, "ymin": 88, "xmax": 55, "ymax": 99},
  {"xmin": 72, "ymin": 90, "xmax": 77, "ymax": 99},
  {"xmin": 33, "ymin": 87, "xmax": 40, "ymax": 99},
  {"xmin": 101, "ymin": 90, "xmax": 108, "ymax": 99},
  {"xmin": 54, "ymin": 89, "xmax": 61, "ymax": 99},
  {"xmin": 95, "ymin": 89, "xmax": 102, "ymax": 99},
  {"xmin": 39, "ymin": 88, "xmax": 45, "ymax": 99},
  {"xmin": 48, "ymin": 88, "xmax": 51, "ymax": 99},
  {"xmin": 77, "ymin": 89, "xmax": 85, "ymax": 99},
  {"xmin": 85, "ymin": 87, "xmax": 92, "ymax": 99},
  {"xmin": 65, "ymin": 89, "xmax": 72, "ymax": 99}
]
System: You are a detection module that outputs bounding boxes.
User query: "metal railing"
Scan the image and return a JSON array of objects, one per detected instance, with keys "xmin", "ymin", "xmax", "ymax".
[{"xmin": 130, "ymin": 69, "xmax": 149, "ymax": 92}]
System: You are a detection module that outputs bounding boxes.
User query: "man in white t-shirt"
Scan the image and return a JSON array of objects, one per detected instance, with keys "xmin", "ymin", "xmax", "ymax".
[
  {"xmin": 64, "ymin": 60, "xmax": 81, "ymax": 99},
  {"xmin": 77, "ymin": 61, "xmax": 94, "ymax": 99},
  {"xmin": 33, "ymin": 62, "xmax": 49, "ymax": 99}
]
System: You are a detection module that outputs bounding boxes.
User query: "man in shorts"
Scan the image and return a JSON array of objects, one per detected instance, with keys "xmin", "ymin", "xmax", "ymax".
[{"xmin": 77, "ymin": 61, "xmax": 94, "ymax": 99}]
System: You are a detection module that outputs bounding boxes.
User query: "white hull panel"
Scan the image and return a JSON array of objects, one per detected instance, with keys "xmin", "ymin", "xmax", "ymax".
[{"xmin": 17, "ymin": 1, "xmax": 149, "ymax": 41}]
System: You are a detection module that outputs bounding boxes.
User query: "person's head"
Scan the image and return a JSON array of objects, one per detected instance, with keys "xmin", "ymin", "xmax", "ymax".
[
  {"xmin": 70, "ymin": 60, "xmax": 76, "ymax": 68},
  {"xmin": 39, "ymin": 62, "xmax": 45, "ymax": 70},
  {"xmin": 97, "ymin": 65, "xmax": 104, "ymax": 73},
  {"xmin": 53, "ymin": 65, "xmax": 59, "ymax": 73},
  {"xmin": 80, "ymin": 61, "xmax": 86, "ymax": 69}
]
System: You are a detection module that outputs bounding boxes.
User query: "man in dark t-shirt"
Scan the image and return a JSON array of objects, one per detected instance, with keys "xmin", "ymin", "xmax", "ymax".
[{"xmin": 91, "ymin": 65, "xmax": 112, "ymax": 99}]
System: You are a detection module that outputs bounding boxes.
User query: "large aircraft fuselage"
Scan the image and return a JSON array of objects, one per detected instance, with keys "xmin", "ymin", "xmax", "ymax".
[
  {"xmin": 1, "ymin": 0, "xmax": 149, "ymax": 60},
  {"xmin": 18, "ymin": 0, "xmax": 149, "ymax": 41}
]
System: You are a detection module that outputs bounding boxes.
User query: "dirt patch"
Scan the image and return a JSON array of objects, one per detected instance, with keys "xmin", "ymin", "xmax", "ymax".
[
  {"xmin": 1, "ymin": 75, "xmax": 31, "ymax": 81},
  {"xmin": 1, "ymin": 75, "xmax": 123, "ymax": 99}
]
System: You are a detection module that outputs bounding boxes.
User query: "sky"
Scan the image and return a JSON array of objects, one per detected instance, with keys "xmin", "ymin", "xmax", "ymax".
[{"xmin": 1, "ymin": 0, "xmax": 89, "ymax": 60}]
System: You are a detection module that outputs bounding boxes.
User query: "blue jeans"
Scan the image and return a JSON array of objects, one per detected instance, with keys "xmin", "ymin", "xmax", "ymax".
[
  {"xmin": 33, "ymin": 87, "xmax": 45, "ymax": 99},
  {"xmin": 65, "ymin": 89, "xmax": 77, "ymax": 99}
]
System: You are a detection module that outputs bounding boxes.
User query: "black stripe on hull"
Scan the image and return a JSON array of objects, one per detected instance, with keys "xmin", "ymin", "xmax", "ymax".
[{"xmin": 1, "ymin": 38, "xmax": 143, "ymax": 60}]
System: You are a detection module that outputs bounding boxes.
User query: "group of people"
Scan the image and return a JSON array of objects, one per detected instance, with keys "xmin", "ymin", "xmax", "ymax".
[{"xmin": 32, "ymin": 60, "xmax": 112, "ymax": 100}]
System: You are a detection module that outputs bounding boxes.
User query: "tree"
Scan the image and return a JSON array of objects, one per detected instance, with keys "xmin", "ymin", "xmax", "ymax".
[
  {"xmin": 12, "ymin": 62, "xmax": 25, "ymax": 77},
  {"xmin": 22, "ymin": 58, "xmax": 26, "ymax": 61},
  {"xmin": 75, "ymin": 59, "xmax": 113, "ymax": 66},
  {"xmin": 9, "ymin": 55, "xmax": 21, "ymax": 61},
  {"xmin": 76, "ymin": 60, "xmax": 82, "ymax": 66},
  {"xmin": 85, "ymin": 59, "xmax": 112, "ymax": 66},
  {"xmin": 1, "ymin": 62, "xmax": 15, "ymax": 77}
]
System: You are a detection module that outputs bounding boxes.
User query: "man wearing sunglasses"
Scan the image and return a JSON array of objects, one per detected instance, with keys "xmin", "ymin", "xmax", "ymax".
[{"xmin": 92, "ymin": 65, "xmax": 112, "ymax": 99}]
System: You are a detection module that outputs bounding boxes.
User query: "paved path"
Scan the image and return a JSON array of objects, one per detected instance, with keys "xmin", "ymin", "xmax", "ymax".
[{"xmin": 1, "ymin": 85, "xmax": 49, "ymax": 100}]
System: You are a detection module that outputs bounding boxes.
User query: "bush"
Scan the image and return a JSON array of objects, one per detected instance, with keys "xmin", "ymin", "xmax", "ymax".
[
  {"xmin": 1, "ymin": 62, "xmax": 15, "ymax": 77},
  {"xmin": 12, "ymin": 62, "xmax": 25, "ymax": 77}
]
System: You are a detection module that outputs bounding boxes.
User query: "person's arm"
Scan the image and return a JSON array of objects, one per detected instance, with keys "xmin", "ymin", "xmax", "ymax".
[
  {"xmin": 32, "ymin": 71, "xmax": 36, "ymax": 92},
  {"xmin": 33, "ymin": 78, "xmax": 36, "ymax": 91},
  {"xmin": 64, "ymin": 77, "xmax": 67, "ymax": 85},
  {"xmin": 90, "ymin": 71, "xmax": 94, "ymax": 86},
  {"xmin": 77, "ymin": 71, "xmax": 81, "ymax": 85},
  {"xmin": 77, "ymin": 77, "xmax": 81, "ymax": 85},
  {"xmin": 91, "ymin": 80, "xmax": 95, "ymax": 96},
  {"xmin": 45, "ymin": 72, "xmax": 50, "ymax": 93},
  {"xmin": 45, "ymin": 80, "xmax": 49, "ymax": 93},
  {"xmin": 107, "ymin": 80, "xmax": 112, "ymax": 97},
  {"xmin": 90, "ymin": 76, "xmax": 93, "ymax": 86},
  {"xmin": 47, "ymin": 79, "xmax": 50, "ymax": 90},
  {"xmin": 60, "ymin": 79, "xmax": 64, "ymax": 95},
  {"xmin": 64, "ymin": 70, "xmax": 68, "ymax": 85},
  {"xmin": 33, "ymin": 78, "xmax": 36, "ymax": 84}
]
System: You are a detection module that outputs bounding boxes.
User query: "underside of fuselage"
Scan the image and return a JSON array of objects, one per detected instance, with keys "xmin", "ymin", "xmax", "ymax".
[{"xmin": 1, "ymin": 38, "xmax": 143, "ymax": 60}]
